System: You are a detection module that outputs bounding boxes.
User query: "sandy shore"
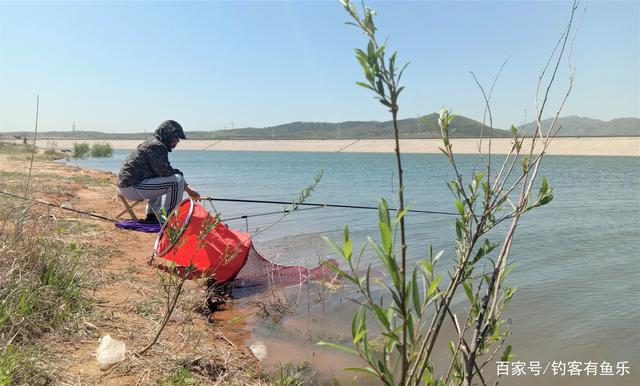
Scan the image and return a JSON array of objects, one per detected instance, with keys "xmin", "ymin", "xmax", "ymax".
[{"xmin": 22, "ymin": 137, "xmax": 640, "ymax": 156}]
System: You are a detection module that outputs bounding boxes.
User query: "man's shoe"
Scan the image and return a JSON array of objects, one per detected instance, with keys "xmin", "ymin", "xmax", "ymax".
[{"xmin": 141, "ymin": 213, "xmax": 159, "ymax": 224}]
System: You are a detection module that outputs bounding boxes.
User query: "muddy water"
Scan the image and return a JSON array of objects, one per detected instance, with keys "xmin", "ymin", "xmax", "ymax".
[{"xmin": 67, "ymin": 150, "xmax": 640, "ymax": 385}]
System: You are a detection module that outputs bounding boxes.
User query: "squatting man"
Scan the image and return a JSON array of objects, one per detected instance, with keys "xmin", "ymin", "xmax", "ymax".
[{"xmin": 117, "ymin": 120, "xmax": 200, "ymax": 223}]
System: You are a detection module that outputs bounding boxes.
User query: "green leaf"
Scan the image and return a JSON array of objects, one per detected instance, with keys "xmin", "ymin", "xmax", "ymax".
[
  {"xmin": 378, "ymin": 198, "xmax": 390, "ymax": 225},
  {"xmin": 355, "ymin": 50, "xmax": 370, "ymax": 72},
  {"xmin": 411, "ymin": 269, "xmax": 421, "ymax": 317},
  {"xmin": 372, "ymin": 303, "xmax": 390, "ymax": 330},
  {"xmin": 422, "ymin": 260, "xmax": 433, "ymax": 276},
  {"xmin": 427, "ymin": 275, "xmax": 442, "ymax": 297},
  {"xmin": 398, "ymin": 62, "xmax": 410, "ymax": 83},
  {"xmin": 376, "ymin": 78, "xmax": 385, "ymax": 97},
  {"xmin": 322, "ymin": 260, "xmax": 358, "ymax": 285},
  {"xmin": 539, "ymin": 193, "xmax": 553, "ymax": 206},
  {"xmin": 356, "ymin": 81, "xmax": 375, "ymax": 91},
  {"xmin": 317, "ymin": 341, "xmax": 358, "ymax": 355},
  {"xmin": 472, "ymin": 239, "xmax": 499, "ymax": 263},
  {"xmin": 379, "ymin": 221, "xmax": 392, "ymax": 255},
  {"xmin": 501, "ymin": 345, "xmax": 513, "ymax": 361},
  {"xmin": 368, "ymin": 236, "xmax": 385, "ymax": 259},
  {"xmin": 364, "ymin": 265, "xmax": 372, "ymax": 295},
  {"xmin": 343, "ymin": 226, "xmax": 352, "ymax": 260},
  {"xmin": 407, "ymin": 312, "xmax": 415, "ymax": 343},
  {"xmin": 381, "ymin": 330, "xmax": 400, "ymax": 346},
  {"xmin": 379, "ymin": 98, "xmax": 392, "ymax": 108},
  {"xmin": 322, "ymin": 236, "xmax": 344, "ymax": 258},
  {"xmin": 448, "ymin": 340, "xmax": 456, "ymax": 355},
  {"xmin": 482, "ymin": 181, "xmax": 490, "ymax": 195},
  {"xmin": 381, "ymin": 282, "xmax": 402, "ymax": 309},
  {"xmin": 389, "ymin": 52, "xmax": 397, "ymax": 69},
  {"xmin": 367, "ymin": 41, "xmax": 376, "ymax": 65},
  {"xmin": 462, "ymin": 280, "xmax": 474, "ymax": 304},
  {"xmin": 455, "ymin": 219, "xmax": 464, "ymax": 239},
  {"xmin": 352, "ymin": 307, "xmax": 366, "ymax": 343},
  {"xmin": 343, "ymin": 367, "xmax": 379, "ymax": 377},
  {"xmin": 490, "ymin": 320, "xmax": 504, "ymax": 341},
  {"xmin": 454, "ymin": 199, "xmax": 465, "ymax": 215},
  {"xmin": 393, "ymin": 205, "xmax": 410, "ymax": 226},
  {"xmin": 432, "ymin": 250, "xmax": 444, "ymax": 265},
  {"xmin": 540, "ymin": 177, "xmax": 549, "ymax": 194},
  {"xmin": 353, "ymin": 328, "xmax": 367, "ymax": 344}
]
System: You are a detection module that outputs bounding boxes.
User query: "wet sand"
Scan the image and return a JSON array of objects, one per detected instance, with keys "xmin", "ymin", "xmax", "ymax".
[{"xmin": 25, "ymin": 137, "xmax": 640, "ymax": 156}]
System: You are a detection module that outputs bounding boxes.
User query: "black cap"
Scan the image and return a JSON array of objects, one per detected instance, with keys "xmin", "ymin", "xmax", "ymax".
[{"xmin": 156, "ymin": 120, "xmax": 186, "ymax": 141}]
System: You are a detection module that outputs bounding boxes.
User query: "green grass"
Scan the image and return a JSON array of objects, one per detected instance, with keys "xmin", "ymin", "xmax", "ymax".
[
  {"xmin": 271, "ymin": 362, "xmax": 315, "ymax": 386},
  {"xmin": 0, "ymin": 345, "xmax": 49, "ymax": 386},
  {"xmin": 70, "ymin": 174, "xmax": 111, "ymax": 187},
  {"xmin": 0, "ymin": 142, "xmax": 66, "ymax": 162},
  {"xmin": 0, "ymin": 170, "xmax": 77, "ymax": 196},
  {"xmin": 156, "ymin": 366, "xmax": 199, "ymax": 386},
  {"xmin": 0, "ymin": 143, "xmax": 35, "ymax": 155},
  {"xmin": 0, "ymin": 195, "xmax": 109, "ymax": 383},
  {"xmin": 0, "ymin": 170, "xmax": 26, "ymax": 179}
]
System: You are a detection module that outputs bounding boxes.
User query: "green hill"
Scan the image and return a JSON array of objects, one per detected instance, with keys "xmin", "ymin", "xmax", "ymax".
[
  {"xmin": 176, "ymin": 114, "xmax": 510, "ymax": 140},
  {"xmin": 520, "ymin": 116, "xmax": 640, "ymax": 137},
  {"xmin": 6, "ymin": 114, "xmax": 637, "ymax": 140}
]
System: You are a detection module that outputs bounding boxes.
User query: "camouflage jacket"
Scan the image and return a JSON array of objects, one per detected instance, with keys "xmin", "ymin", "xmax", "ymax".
[{"xmin": 117, "ymin": 122, "xmax": 184, "ymax": 188}]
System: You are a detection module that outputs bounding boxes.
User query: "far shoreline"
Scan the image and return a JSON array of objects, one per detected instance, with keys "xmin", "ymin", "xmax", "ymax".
[{"xmin": 9, "ymin": 137, "xmax": 640, "ymax": 157}]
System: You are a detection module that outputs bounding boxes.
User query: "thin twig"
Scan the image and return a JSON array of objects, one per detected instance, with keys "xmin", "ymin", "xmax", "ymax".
[{"xmin": 25, "ymin": 95, "xmax": 39, "ymax": 193}]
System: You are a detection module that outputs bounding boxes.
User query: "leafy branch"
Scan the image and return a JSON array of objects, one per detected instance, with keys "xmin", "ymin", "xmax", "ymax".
[{"xmin": 321, "ymin": 1, "xmax": 580, "ymax": 385}]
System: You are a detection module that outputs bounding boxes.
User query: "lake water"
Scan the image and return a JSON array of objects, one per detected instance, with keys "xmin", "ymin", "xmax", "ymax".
[{"xmin": 67, "ymin": 150, "xmax": 639, "ymax": 385}]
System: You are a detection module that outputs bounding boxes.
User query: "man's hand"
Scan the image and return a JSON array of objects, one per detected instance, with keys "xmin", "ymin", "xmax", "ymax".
[{"xmin": 184, "ymin": 185, "xmax": 200, "ymax": 198}]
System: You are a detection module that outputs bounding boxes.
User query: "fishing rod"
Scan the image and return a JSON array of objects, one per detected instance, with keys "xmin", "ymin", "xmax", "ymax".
[
  {"xmin": 0, "ymin": 190, "xmax": 116, "ymax": 222},
  {"xmin": 0, "ymin": 189, "xmax": 457, "ymax": 227},
  {"xmin": 195, "ymin": 197, "xmax": 458, "ymax": 216},
  {"xmin": 222, "ymin": 206, "xmax": 322, "ymax": 222}
]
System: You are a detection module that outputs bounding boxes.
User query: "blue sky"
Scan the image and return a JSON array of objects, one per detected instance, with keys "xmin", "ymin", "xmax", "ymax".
[{"xmin": 1, "ymin": 0, "xmax": 638, "ymax": 133}]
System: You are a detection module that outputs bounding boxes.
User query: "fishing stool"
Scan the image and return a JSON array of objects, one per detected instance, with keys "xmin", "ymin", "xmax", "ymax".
[{"xmin": 115, "ymin": 192, "xmax": 144, "ymax": 220}]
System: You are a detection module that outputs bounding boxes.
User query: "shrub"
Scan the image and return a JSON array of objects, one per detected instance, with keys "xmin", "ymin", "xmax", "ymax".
[
  {"xmin": 90, "ymin": 142, "xmax": 113, "ymax": 157},
  {"xmin": 72, "ymin": 142, "xmax": 90, "ymax": 158},
  {"xmin": 41, "ymin": 149, "xmax": 66, "ymax": 160}
]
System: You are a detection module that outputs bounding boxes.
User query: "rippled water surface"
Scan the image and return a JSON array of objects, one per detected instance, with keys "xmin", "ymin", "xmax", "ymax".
[{"xmin": 68, "ymin": 150, "xmax": 640, "ymax": 385}]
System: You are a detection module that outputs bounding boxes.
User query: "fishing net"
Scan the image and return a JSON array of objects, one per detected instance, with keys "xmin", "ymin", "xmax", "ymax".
[
  {"xmin": 228, "ymin": 244, "xmax": 337, "ymax": 298},
  {"xmin": 153, "ymin": 199, "xmax": 337, "ymax": 297}
]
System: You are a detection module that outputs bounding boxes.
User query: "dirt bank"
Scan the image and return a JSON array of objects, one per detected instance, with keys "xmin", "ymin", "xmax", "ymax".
[{"xmin": 0, "ymin": 148, "xmax": 263, "ymax": 385}]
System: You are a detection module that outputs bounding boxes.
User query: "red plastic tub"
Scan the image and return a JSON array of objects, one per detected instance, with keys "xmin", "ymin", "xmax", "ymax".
[{"xmin": 153, "ymin": 199, "xmax": 251, "ymax": 283}]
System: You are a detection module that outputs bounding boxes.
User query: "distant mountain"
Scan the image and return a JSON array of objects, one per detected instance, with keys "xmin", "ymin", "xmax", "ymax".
[
  {"xmin": 3, "ymin": 115, "xmax": 637, "ymax": 140},
  {"xmin": 520, "ymin": 116, "xmax": 640, "ymax": 137},
  {"xmin": 1, "ymin": 114, "xmax": 509, "ymax": 140},
  {"xmin": 187, "ymin": 113, "xmax": 511, "ymax": 140}
]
